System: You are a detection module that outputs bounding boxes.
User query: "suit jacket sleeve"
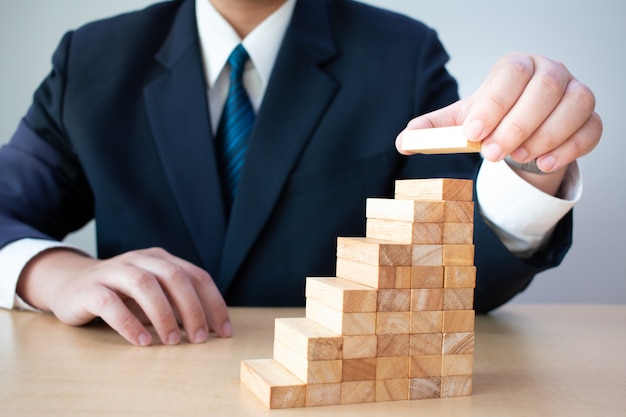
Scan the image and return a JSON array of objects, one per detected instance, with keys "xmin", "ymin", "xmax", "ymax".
[{"xmin": 0, "ymin": 32, "xmax": 95, "ymax": 248}]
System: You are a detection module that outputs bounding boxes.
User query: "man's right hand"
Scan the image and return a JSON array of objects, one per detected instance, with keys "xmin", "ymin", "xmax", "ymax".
[{"xmin": 16, "ymin": 247, "xmax": 231, "ymax": 346}]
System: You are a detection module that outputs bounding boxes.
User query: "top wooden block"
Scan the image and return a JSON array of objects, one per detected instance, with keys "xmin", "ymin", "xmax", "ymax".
[
  {"xmin": 395, "ymin": 178, "xmax": 473, "ymax": 202},
  {"xmin": 399, "ymin": 126, "xmax": 481, "ymax": 154}
]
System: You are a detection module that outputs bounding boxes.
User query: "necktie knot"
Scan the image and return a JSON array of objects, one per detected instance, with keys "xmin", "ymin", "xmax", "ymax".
[
  {"xmin": 217, "ymin": 45, "xmax": 255, "ymax": 211},
  {"xmin": 228, "ymin": 44, "xmax": 249, "ymax": 82}
]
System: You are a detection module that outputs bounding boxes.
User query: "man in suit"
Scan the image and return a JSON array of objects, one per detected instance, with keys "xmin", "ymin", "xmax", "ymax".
[{"xmin": 0, "ymin": 0, "xmax": 601, "ymax": 346}]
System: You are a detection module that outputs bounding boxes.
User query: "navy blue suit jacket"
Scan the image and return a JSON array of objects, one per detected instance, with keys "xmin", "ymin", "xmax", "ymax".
[{"xmin": 0, "ymin": 0, "xmax": 572, "ymax": 312}]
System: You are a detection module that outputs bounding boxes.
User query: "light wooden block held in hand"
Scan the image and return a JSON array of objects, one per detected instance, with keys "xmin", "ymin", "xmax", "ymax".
[{"xmin": 399, "ymin": 126, "xmax": 481, "ymax": 154}]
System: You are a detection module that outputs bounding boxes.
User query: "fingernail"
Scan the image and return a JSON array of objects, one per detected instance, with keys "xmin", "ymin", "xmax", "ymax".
[
  {"xmin": 464, "ymin": 119, "xmax": 484, "ymax": 141},
  {"xmin": 222, "ymin": 321, "xmax": 233, "ymax": 338},
  {"xmin": 481, "ymin": 142, "xmax": 502, "ymax": 161},
  {"xmin": 538, "ymin": 155, "xmax": 557, "ymax": 172},
  {"xmin": 138, "ymin": 332, "xmax": 152, "ymax": 347},
  {"xmin": 194, "ymin": 328, "xmax": 208, "ymax": 344},
  {"xmin": 167, "ymin": 331, "xmax": 181, "ymax": 345}
]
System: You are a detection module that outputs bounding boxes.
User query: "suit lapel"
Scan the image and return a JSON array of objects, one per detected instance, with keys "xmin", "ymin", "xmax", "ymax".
[
  {"xmin": 218, "ymin": 0, "xmax": 338, "ymax": 290},
  {"xmin": 143, "ymin": 0, "xmax": 227, "ymax": 276}
]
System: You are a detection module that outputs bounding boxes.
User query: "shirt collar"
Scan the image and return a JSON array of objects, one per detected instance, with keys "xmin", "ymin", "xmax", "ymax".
[{"xmin": 195, "ymin": 0, "xmax": 296, "ymax": 89}]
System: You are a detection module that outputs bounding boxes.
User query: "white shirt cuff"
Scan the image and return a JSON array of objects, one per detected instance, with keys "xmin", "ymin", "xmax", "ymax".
[
  {"xmin": 476, "ymin": 159, "xmax": 582, "ymax": 257},
  {"xmin": 0, "ymin": 238, "xmax": 88, "ymax": 311}
]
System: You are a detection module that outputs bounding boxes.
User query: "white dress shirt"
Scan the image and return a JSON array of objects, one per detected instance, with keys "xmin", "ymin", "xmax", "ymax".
[{"xmin": 0, "ymin": 0, "xmax": 579, "ymax": 311}]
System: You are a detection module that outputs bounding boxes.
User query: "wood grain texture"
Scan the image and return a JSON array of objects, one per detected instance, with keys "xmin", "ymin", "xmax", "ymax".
[
  {"xmin": 366, "ymin": 198, "xmax": 445, "ymax": 223},
  {"xmin": 337, "ymin": 237, "xmax": 412, "ymax": 266},
  {"xmin": 336, "ymin": 258, "xmax": 396, "ymax": 289},
  {"xmin": 274, "ymin": 317, "xmax": 343, "ymax": 361},
  {"xmin": 376, "ymin": 378, "xmax": 410, "ymax": 402},
  {"xmin": 343, "ymin": 335, "xmax": 378, "ymax": 359},
  {"xmin": 273, "ymin": 339, "xmax": 342, "ymax": 384},
  {"xmin": 377, "ymin": 289, "xmax": 411, "ymax": 312},
  {"xmin": 305, "ymin": 277, "xmax": 378, "ymax": 313},
  {"xmin": 443, "ymin": 310, "xmax": 475, "ymax": 333},
  {"xmin": 410, "ymin": 289, "xmax": 444, "ymax": 311},
  {"xmin": 366, "ymin": 218, "xmax": 443, "ymax": 244},
  {"xmin": 409, "ymin": 377, "xmax": 442, "ymax": 400},
  {"xmin": 240, "ymin": 359, "xmax": 306, "ymax": 409},
  {"xmin": 395, "ymin": 178, "xmax": 473, "ymax": 202},
  {"xmin": 306, "ymin": 298, "xmax": 376, "ymax": 336},
  {"xmin": 440, "ymin": 375, "xmax": 472, "ymax": 398},
  {"xmin": 444, "ymin": 266, "xmax": 477, "ymax": 289},
  {"xmin": 377, "ymin": 334, "xmax": 410, "ymax": 357}
]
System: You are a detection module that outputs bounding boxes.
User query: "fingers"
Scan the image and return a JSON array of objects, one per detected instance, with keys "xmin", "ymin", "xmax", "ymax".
[
  {"xmin": 463, "ymin": 54, "xmax": 600, "ymax": 167},
  {"xmin": 533, "ymin": 111, "xmax": 602, "ymax": 172},
  {"xmin": 60, "ymin": 248, "xmax": 230, "ymax": 346},
  {"xmin": 149, "ymin": 249, "xmax": 232, "ymax": 338},
  {"xmin": 86, "ymin": 286, "xmax": 154, "ymax": 347},
  {"xmin": 396, "ymin": 53, "xmax": 602, "ymax": 171}
]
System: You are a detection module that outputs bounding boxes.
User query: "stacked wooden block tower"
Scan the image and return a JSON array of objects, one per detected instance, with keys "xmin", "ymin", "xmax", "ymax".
[{"xmin": 240, "ymin": 178, "xmax": 476, "ymax": 408}]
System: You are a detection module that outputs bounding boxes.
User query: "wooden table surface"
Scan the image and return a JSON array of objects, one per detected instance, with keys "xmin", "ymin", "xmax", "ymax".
[{"xmin": 1, "ymin": 304, "xmax": 625, "ymax": 416}]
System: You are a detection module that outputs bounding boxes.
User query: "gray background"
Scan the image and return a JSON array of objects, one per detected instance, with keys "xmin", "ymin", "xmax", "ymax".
[{"xmin": 1, "ymin": 0, "xmax": 623, "ymax": 305}]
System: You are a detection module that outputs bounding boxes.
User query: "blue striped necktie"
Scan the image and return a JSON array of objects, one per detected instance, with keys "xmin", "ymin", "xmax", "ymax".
[{"xmin": 216, "ymin": 44, "xmax": 255, "ymax": 208}]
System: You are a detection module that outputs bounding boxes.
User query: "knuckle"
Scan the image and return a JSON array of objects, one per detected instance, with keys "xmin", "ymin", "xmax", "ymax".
[
  {"xmin": 93, "ymin": 288, "xmax": 120, "ymax": 312},
  {"xmin": 161, "ymin": 264, "xmax": 188, "ymax": 284},
  {"xmin": 501, "ymin": 120, "xmax": 529, "ymax": 145},
  {"xmin": 127, "ymin": 269, "xmax": 157, "ymax": 291},
  {"xmin": 537, "ymin": 127, "xmax": 560, "ymax": 150},
  {"xmin": 537, "ymin": 68, "xmax": 568, "ymax": 96},
  {"xmin": 569, "ymin": 81, "xmax": 596, "ymax": 114},
  {"xmin": 500, "ymin": 53, "xmax": 534, "ymax": 82}
]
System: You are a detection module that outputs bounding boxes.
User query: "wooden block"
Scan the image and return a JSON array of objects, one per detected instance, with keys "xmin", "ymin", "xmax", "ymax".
[
  {"xmin": 306, "ymin": 383, "xmax": 341, "ymax": 407},
  {"xmin": 442, "ymin": 223, "xmax": 474, "ymax": 244},
  {"xmin": 367, "ymin": 219, "xmax": 443, "ymax": 244},
  {"xmin": 394, "ymin": 266, "xmax": 412, "ymax": 289},
  {"xmin": 273, "ymin": 340, "xmax": 342, "ymax": 384},
  {"xmin": 441, "ymin": 354, "xmax": 474, "ymax": 376},
  {"xmin": 395, "ymin": 178, "xmax": 473, "ymax": 202},
  {"xmin": 377, "ymin": 289, "xmax": 411, "ymax": 312},
  {"xmin": 442, "ymin": 244, "xmax": 475, "ymax": 266},
  {"xmin": 240, "ymin": 359, "xmax": 306, "ymax": 409},
  {"xmin": 342, "ymin": 358, "xmax": 377, "ymax": 381},
  {"xmin": 443, "ymin": 288, "xmax": 474, "ymax": 311},
  {"xmin": 376, "ymin": 378, "xmax": 410, "ymax": 402},
  {"xmin": 444, "ymin": 266, "xmax": 477, "ymax": 289},
  {"xmin": 398, "ymin": 126, "xmax": 482, "ymax": 154},
  {"xmin": 305, "ymin": 277, "xmax": 377, "ymax": 313},
  {"xmin": 409, "ymin": 377, "xmax": 442, "ymax": 400},
  {"xmin": 410, "ymin": 289, "xmax": 444, "ymax": 311},
  {"xmin": 376, "ymin": 356, "xmax": 410, "ymax": 379},
  {"xmin": 343, "ymin": 335, "xmax": 377, "ymax": 359},
  {"xmin": 274, "ymin": 317, "xmax": 343, "ymax": 361},
  {"xmin": 306, "ymin": 298, "xmax": 376, "ymax": 335},
  {"xmin": 441, "ymin": 375, "xmax": 472, "ymax": 398},
  {"xmin": 341, "ymin": 380, "xmax": 376, "ymax": 404},
  {"xmin": 337, "ymin": 237, "xmax": 412, "ymax": 266},
  {"xmin": 377, "ymin": 334, "xmax": 410, "ymax": 357},
  {"xmin": 366, "ymin": 198, "xmax": 445, "ymax": 223},
  {"xmin": 443, "ymin": 310, "xmax": 475, "ymax": 333},
  {"xmin": 410, "ymin": 311, "xmax": 443, "ymax": 334},
  {"xmin": 444, "ymin": 200, "xmax": 474, "ymax": 223},
  {"xmin": 410, "ymin": 355, "xmax": 443, "ymax": 378},
  {"xmin": 409, "ymin": 333, "xmax": 443, "ymax": 356},
  {"xmin": 412, "ymin": 245, "xmax": 443, "ymax": 266},
  {"xmin": 336, "ymin": 258, "xmax": 395, "ymax": 289},
  {"xmin": 443, "ymin": 332, "xmax": 475, "ymax": 355},
  {"xmin": 411, "ymin": 266, "xmax": 444, "ymax": 289},
  {"xmin": 376, "ymin": 312, "xmax": 411, "ymax": 335}
]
